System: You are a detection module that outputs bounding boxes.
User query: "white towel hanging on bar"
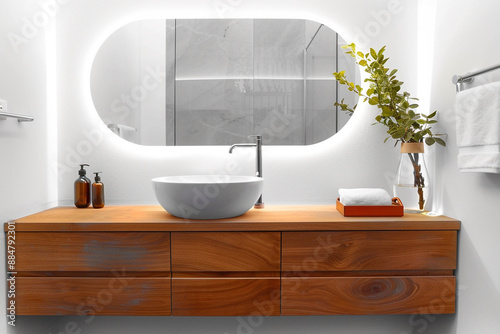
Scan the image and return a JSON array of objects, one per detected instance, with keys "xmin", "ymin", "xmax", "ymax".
[{"xmin": 455, "ymin": 81, "xmax": 500, "ymax": 173}]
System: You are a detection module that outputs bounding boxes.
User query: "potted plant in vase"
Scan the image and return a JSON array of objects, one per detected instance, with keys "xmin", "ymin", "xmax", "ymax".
[{"xmin": 333, "ymin": 43, "xmax": 445, "ymax": 212}]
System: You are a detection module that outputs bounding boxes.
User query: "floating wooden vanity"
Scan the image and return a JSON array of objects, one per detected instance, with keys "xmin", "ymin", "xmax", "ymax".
[{"xmin": 5, "ymin": 205, "xmax": 460, "ymax": 316}]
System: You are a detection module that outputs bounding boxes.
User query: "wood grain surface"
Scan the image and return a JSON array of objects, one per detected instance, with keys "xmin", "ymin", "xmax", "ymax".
[
  {"xmin": 172, "ymin": 232, "xmax": 280, "ymax": 272},
  {"xmin": 6, "ymin": 205, "xmax": 461, "ymax": 232},
  {"xmin": 6, "ymin": 206, "xmax": 459, "ymax": 317},
  {"xmin": 15, "ymin": 232, "xmax": 170, "ymax": 272},
  {"xmin": 282, "ymin": 231, "xmax": 457, "ymax": 271},
  {"xmin": 15, "ymin": 277, "xmax": 171, "ymax": 316},
  {"xmin": 172, "ymin": 277, "xmax": 280, "ymax": 316},
  {"xmin": 282, "ymin": 276, "xmax": 456, "ymax": 315}
]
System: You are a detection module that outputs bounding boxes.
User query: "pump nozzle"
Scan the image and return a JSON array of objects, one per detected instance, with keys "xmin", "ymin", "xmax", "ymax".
[
  {"xmin": 78, "ymin": 164, "xmax": 89, "ymax": 176},
  {"xmin": 93, "ymin": 172, "xmax": 102, "ymax": 182}
]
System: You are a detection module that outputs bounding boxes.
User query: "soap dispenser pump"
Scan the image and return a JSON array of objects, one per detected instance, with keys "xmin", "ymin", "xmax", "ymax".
[
  {"xmin": 92, "ymin": 172, "xmax": 105, "ymax": 209},
  {"xmin": 74, "ymin": 164, "xmax": 91, "ymax": 208}
]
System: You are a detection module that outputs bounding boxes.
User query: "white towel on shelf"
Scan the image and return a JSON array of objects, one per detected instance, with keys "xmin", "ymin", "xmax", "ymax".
[
  {"xmin": 339, "ymin": 188, "xmax": 392, "ymax": 206},
  {"xmin": 456, "ymin": 81, "xmax": 500, "ymax": 173}
]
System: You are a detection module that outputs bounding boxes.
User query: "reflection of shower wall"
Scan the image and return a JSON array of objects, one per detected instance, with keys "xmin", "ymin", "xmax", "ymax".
[
  {"xmin": 174, "ymin": 19, "xmax": 353, "ymax": 146},
  {"xmin": 90, "ymin": 20, "xmax": 170, "ymax": 145},
  {"xmin": 252, "ymin": 19, "xmax": 305, "ymax": 145},
  {"xmin": 175, "ymin": 19, "xmax": 307, "ymax": 146},
  {"xmin": 304, "ymin": 21, "xmax": 336, "ymax": 145},
  {"xmin": 304, "ymin": 25, "xmax": 356, "ymax": 144},
  {"xmin": 175, "ymin": 19, "xmax": 254, "ymax": 145},
  {"xmin": 253, "ymin": 79, "xmax": 304, "ymax": 145},
  {"xmin": 90, "ymin": 21, "xmax": 144, "ymax": 144},
  {"xmin": 336, "ymin": 36, "xmax": 358, "ymax": 131},
  {"xmin": 139, "ymin": 20, "xmax": 170, "ymax": 146}
]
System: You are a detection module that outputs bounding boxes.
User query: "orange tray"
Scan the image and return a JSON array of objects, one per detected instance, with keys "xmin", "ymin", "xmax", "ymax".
[{"xmin": 336, "ymin": 197, "xmax": 404, "ymax": 217}]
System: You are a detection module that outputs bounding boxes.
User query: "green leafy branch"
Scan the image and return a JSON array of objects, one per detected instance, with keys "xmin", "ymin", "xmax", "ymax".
[{"xmin": 333, "ymin": 43, "xmax": 445, "ymax": 147}]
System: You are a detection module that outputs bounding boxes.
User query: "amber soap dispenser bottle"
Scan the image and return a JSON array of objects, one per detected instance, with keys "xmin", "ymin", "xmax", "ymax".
[
  {"xmin": 92, "ymin": 172, "xmax": 105, "ymax": 208},
  {"xmin": 74, "ymin": 164, "xmax": 91, "ymax": 208}
]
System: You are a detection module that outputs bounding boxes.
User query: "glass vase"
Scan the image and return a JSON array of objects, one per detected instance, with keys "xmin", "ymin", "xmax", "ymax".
[{"xmin": 393, "ymin": 143, "xmax": 430, "ymax": 213}]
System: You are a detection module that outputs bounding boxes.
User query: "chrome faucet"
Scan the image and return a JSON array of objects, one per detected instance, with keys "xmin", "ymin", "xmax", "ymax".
[{"xmin": 229, "ymin": 135, "xmax": 264, "ymax": 208}]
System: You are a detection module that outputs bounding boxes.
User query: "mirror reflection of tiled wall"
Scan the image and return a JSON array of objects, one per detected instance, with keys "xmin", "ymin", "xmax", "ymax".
[
  {"xmin": 91, "ymin": 19, "xmax": 357, "ymax": 146},
  {"xmin": 174, "ymin": 19, "xmax": 356, "ymax": 145}
]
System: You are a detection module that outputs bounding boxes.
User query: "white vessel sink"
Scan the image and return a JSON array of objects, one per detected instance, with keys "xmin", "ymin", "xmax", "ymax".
[{"xmin": 152, "ymin": 175, "xmax": 263, "ymax": 219}]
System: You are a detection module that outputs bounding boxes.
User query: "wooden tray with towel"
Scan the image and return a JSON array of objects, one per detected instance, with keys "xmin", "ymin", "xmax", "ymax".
[
  {"xmin": 336, "ymin": 188, "xmax": 404, "ymax": 217},
  {"xmin": 336, "ymin": 197, "xmax": 404, "ymax": 217}
]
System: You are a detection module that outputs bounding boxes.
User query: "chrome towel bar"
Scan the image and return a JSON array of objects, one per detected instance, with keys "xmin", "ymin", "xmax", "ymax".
[
  {"xmin": 0, "ymin": 112, "xmax": 34, "ymax": 122},
  {"xmin": 453, "ymin": 63, "xmax": 500, "ymax": 92}
]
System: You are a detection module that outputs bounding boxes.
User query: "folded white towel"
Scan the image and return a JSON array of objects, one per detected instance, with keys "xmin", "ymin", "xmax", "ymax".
[
  {"xmin": 457, "ymin": 145, "xmax": 500, "ymax": 173},
  {"xmin": 339, "ymin": 188, "xmax": 392, "ymax": 206},
  {"xmin": 456, "ymin": 81, "xmax": 500, "ymax": 173}
]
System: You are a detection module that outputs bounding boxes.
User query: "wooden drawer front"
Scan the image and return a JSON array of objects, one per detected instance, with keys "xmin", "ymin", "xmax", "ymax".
[
  {"xmin": 15, "ymin": 232, "xmax": 170, "ymax": 272},
  {"xmin": 282, "ymin": 231, "xmax": 456, "ymax": 272},
  {"xmin": 172, "ymin": 277, "xmax": 280, "ymax": 316},
  {"xmin": 171, "ymin": 232, "xmax": 280, "ymax": 272},
  {"xmin": 15, "ymin": 277, "xmax": 171, "ymax": 316},
  {"xmin": 282, "ymin": 276, "xmax": 456, "ymax": 315}
]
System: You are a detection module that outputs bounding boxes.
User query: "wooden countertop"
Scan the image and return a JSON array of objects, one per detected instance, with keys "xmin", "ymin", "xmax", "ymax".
[{"xmin": 5, "ymin": 205, "xmax": 461, "ymax": 232}]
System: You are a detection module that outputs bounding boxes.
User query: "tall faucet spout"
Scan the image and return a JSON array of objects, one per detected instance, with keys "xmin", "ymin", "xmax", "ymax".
[
  {"xmin": 229, "ymin": 143, "xmax": 256, "ymax": 153},
  {"xmin": 228, "ymin": 135, "xmax": 264, "ymax": 208}
]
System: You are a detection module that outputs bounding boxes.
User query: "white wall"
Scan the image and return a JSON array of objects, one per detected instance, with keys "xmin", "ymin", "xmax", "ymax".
[
  {"xmin": 4, "ymin": 0, "xmax": 500, "ymax": 333},
  {"xmin": 427, "ymin": 0, "xmax": 500, "ymax": 333},
  {"xmin": 0, "ymin": 1, "xmax": 58, "ymax": 333},
  {"xmin": 0, "ymin": 3, "xmax": 58, "ymax": 224}
]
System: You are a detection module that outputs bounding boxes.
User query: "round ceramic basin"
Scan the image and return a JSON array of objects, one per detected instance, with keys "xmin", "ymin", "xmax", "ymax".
[{"xmin": 152, "ymin": 175, "xmax": 263, "ymax": 219}]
